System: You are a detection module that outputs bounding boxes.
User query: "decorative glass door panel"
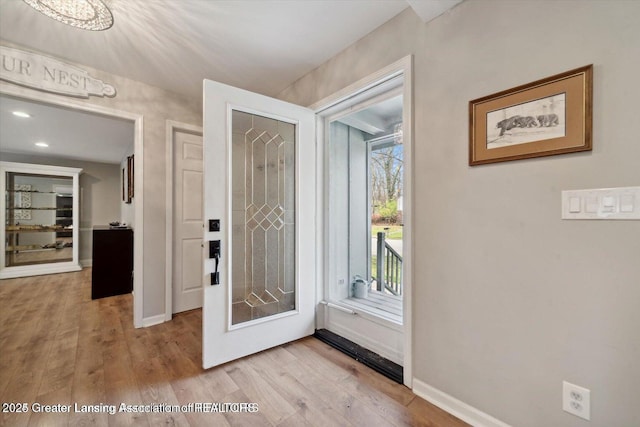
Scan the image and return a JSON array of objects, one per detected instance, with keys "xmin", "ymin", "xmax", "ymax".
[
  {"xmin": 202, "ymin": 79, "xmax": 314, "ymax": 369},
  {"xmin": 231, "ymin": 110, "xmax": 295, "ymax": 325}
]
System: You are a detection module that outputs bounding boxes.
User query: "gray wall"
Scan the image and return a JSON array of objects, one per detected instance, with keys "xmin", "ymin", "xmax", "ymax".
[
  {"xmin": 1, "ymin": 153, "xmax": 121, "ymax": 264},
  {"xmin": 0, "ymin": 42, "xmax": 201, "ymax": 319},
  {"xmin": 279, "ymin": 2, "xmax": 640, "ymax": 426}
]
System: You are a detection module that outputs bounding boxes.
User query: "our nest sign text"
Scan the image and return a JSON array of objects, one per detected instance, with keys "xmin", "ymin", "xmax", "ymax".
[{"xmin": 0, "ymin": 45, "xmax": 116, "ymax": 98}]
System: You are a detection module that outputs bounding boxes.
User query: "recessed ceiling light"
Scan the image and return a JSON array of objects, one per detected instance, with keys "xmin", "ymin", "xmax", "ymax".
[
  {"xmin": 12, "ymin": 111, "xmax": 31, "ymax": 118},
  {"xmin": 22, "ymin": 0, "xmax": 114, "ymax": 31},
  {"xmin": 35, "ymin": 142, "xmax": 49, "ymax": 148}
]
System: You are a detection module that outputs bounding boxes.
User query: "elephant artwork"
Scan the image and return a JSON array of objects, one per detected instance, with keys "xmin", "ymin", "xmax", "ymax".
[
  {"xmin": 485, "ymin": 92, "xmax": 568, "ymax": 150},
  {"xmin": 497, "ymin": 115, "xmax": 541, "ymax": 136},
  {"xmin": 537, "ymin": 113, "xmax": 559, "ymax": 127},
  {"xmin": 514, "ymin": 116, "xmax": 538, "ymax": 128},
  {"xmin": 496, "ymin": 115, "xmax": 521, "ymax": 136},
  {"xmin": 471, "ymin": 65, "xmax": 591, "ymax": 165},
  {"xmin": 496, "ymin": 112, "xmax": 560, "ymax": 138}
]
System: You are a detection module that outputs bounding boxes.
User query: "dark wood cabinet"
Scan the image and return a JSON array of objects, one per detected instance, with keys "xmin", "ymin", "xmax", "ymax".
[{"xmin": 91, "ymin": 226, "xmax": 133, "ymax": 300}]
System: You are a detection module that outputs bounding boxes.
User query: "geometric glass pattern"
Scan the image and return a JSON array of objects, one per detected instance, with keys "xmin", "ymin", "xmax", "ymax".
[{"xmin": 231, "ymin": 110, "xmax": 296, "ymax": 325}]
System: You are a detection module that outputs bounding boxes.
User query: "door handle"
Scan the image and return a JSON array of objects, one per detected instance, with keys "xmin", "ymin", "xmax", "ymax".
[
  {"xmin": 209, "ymin": 240, "xmax": 220, "ymax": 258},
  {"xmin": 209, "ymin": 240, "xmax": 220, "ymax": 285}
]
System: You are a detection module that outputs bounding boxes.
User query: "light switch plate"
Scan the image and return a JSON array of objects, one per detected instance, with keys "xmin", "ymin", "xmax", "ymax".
[{"xmin": 562, "ymin": 186, "xmax": 640, "ymax": 220}]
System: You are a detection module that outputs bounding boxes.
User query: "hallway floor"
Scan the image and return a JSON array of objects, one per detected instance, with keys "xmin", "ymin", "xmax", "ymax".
[{"xmin": 0, "ymin": 269, "xmax": 468, "ymax": 426}]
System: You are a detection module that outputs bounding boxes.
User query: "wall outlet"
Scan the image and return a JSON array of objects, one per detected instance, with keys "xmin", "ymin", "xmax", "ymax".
[{"xmin": 563, "ymin": 381, "xmax": 591, "ymax": 421}]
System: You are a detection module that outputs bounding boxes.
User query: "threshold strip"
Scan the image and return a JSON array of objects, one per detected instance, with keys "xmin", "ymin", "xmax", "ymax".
[{"xmin": 313, "ymin": 328, "xmax": 403, "ymax": 384}]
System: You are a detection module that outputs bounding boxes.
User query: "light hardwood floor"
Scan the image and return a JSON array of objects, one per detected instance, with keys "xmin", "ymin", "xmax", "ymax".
[{"xmin": 0, "ymin": 269, "xmax": 468, "ymax": 427}]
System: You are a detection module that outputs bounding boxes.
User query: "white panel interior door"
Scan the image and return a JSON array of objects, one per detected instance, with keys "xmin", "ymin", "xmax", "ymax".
[
  {"xmin": 173, "ymin": 130, "xmax": 203, "ymax": 313},
  {"xmin": 202, "ymin": 80, "xmax": 315, "ymax": 369}
]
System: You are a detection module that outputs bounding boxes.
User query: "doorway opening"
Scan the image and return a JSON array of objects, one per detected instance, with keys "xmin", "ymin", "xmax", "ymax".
[
  {"xmin": 314, "ymin": 56, "xmax": 412, "ymax": 386},
  {"xmin": 199, "ymin": 58, "xmax": 411, "ymax": 378},
  {"xmin": 0, "ymin": 89, "xmax": 144, "ymax": 327},
  {"xmin": 326, "ymin": 89, "xmax": 404, "ymax": 323}
]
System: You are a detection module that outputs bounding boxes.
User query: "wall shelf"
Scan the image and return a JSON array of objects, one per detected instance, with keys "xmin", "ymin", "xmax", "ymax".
[
  {"xmin": 6, "ymin": 207, "xmax": 72, "ymax": 211},
  {"xmin": 6, "ymin": 225, "xmax": 69, "ymax": 232}
]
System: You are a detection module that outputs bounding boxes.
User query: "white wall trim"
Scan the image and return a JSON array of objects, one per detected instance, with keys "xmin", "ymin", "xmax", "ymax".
[
  {"xmin": 133, "ymin": 116, "xmax": 144, "ymax": 328},
  {"xmin": 165, "ymin": 120, "xmax": 203, "ymax": 322},
  {"xmin": 0, "ymin": 84, "xmax": 144, "ymax": 329},
  {"xmin": 142, "ymin": 314, "xmax": 166, "ymax": 328},
  {"xmin": 80, "ymin": 259, "xmax": 93, "ymax": 268},
  {"xmin": 400, "ymin": 55, "xmax": 413, "ymax": 388},
  {"xmin": 413, "ymin": 378, "xmax": 512, "ymax": 427},
  {"xmin": 310, "ymin": 56, "xmax": 411, "ymax": 113}
]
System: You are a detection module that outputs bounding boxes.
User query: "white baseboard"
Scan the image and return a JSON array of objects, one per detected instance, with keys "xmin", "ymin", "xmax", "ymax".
[
  {"xmin": 142, "ymin": 314, "xmax": 165, "ymax": 328},
  {"xmin": 412, "ymin": 378, "xmax": 511, "ymax": 427},
  {"xmin": 80, "ymin": 259, "xmax": 92, "ymax": 267}
]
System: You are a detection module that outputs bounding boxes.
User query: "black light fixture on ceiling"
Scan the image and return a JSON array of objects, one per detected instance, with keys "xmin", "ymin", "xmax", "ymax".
[{"xmin": 22, "ymin": 0, "xmax": 113, "ymax": 31}]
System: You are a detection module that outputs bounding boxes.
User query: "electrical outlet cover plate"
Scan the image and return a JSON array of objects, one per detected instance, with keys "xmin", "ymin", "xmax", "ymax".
[{"xmin": 563, "ymin": 381, "xmax": 591, "ymax": 421}]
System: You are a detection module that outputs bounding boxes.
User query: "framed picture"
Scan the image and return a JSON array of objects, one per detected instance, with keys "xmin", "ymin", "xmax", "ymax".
[
  {"xmin": 469, "ymin": 65, "xmax": 592, "ymax": 165},
  {"xmin": 125, "ymin": 155, "xmax": 134, "ymax": 204}
]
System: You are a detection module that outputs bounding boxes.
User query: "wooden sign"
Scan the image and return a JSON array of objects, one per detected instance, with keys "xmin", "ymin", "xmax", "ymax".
[{"xmin": 0, "ymin": 45, "xmax": 116, "ymax": 98}]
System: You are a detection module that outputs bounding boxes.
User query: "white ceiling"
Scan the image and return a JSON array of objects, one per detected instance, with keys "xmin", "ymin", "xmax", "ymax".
[
  {"xmin": 338, "ymin": 95, "xmax": 403, "ymax": 135},
  {"xmin": 0, "ymin": 94, "xmax": 134, "ymax": 163},
  {"xmin": 0, "ymin": 0, "xmax": 461, "ymax": 163}
]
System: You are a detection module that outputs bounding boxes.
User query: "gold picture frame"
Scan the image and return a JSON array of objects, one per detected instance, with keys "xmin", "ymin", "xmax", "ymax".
[{"xmin": 469, "ymin": 65, "xmax": 592, "ymax": 165}]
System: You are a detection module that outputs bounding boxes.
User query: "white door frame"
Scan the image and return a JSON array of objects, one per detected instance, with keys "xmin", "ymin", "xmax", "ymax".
[
  {"xmin": 164, "ymin": 120, "xmax": 204, "ymax": 321},
  {"xmin": 309, "ymin": 55, "xmax": 413, "ymax": 387},
  {"xmin": 0, "ymin": 85, "xmax": 145, "ymax": 328}
]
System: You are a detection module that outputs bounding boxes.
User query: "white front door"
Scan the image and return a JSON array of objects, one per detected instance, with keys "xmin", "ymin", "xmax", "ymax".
[
  {"xmin": 172, "ymin": 130, "xmax": 204, "ymax": 313},
  {"xmin": 202, "ymin": 80, "xmax": 316, "ymax": 368}
]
